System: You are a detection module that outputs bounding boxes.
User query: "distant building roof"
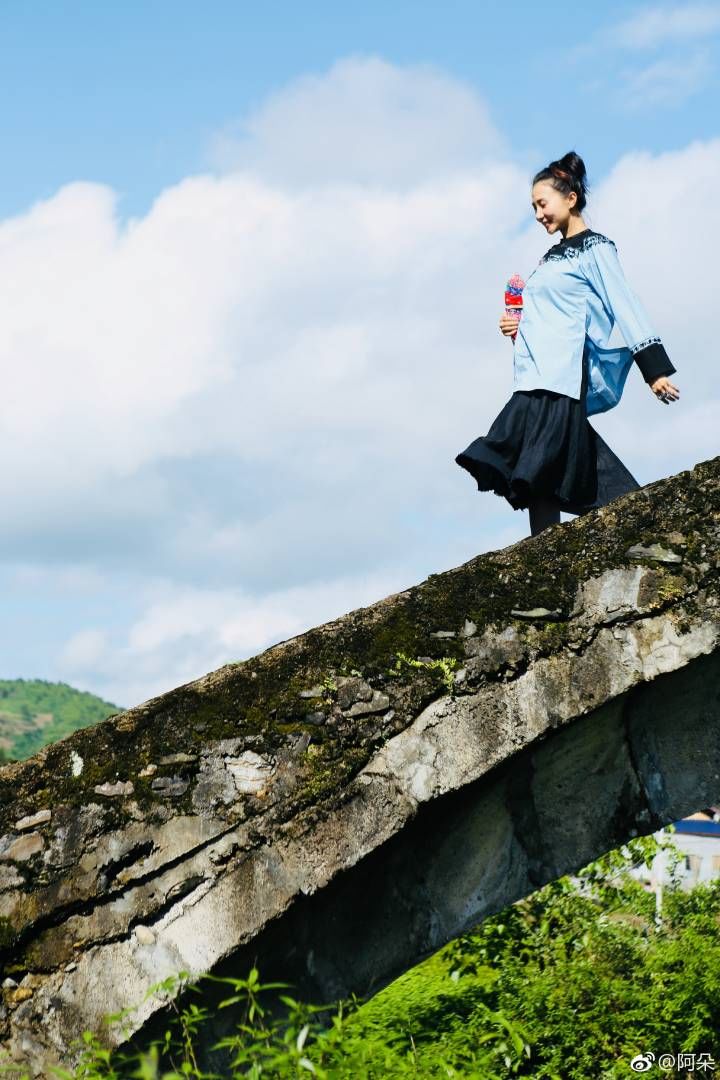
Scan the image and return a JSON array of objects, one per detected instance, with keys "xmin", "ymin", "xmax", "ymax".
[{"xmin": 673, "ymin": 819, "xmax": 720, "ymax": 837}]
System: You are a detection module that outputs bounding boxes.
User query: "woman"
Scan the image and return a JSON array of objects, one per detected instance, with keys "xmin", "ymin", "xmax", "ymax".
[{"xmin": 455, "ymin": 151, "xmax": 680, "ymax": 537}]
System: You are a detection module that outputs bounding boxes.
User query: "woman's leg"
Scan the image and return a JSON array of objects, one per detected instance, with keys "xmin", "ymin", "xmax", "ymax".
[{"xmin": 528, "ymin": 496, "xmax": 561, "ymax": 536}]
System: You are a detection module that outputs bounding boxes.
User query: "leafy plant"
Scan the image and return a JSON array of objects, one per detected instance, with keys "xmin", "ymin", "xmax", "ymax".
[
  {"xmin": 6, "ymin": 827, "xmax": 720, "ymax": 1079},
  {"xmin": 388, "ymin": 651, "xmax": 459, "ymax": 693}
]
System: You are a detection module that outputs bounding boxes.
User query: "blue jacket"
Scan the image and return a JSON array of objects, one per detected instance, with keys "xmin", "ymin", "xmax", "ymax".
[{"xmin": 513, "ymin": 229, "xmax": 675, "ymax": 415}]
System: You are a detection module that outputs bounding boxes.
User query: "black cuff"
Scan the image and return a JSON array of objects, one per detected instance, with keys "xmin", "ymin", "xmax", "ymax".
[{"xmin": 632, "ymin": 341, "xmax": 675, "ymax": 383}]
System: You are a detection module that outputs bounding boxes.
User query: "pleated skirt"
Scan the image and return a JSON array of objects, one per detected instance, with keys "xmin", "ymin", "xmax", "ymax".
[{"xmin": 455, "ymin": 354, "xmax": 640, "ymax": 515}]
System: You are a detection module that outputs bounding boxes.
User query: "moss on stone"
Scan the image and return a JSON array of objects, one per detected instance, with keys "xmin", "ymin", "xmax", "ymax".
[
  {"xmin": 0, "ymin": 917, "xmax": 17, "ymax": 952},
  {"xmin": 521, "ymin": 619, "xmax": 573, "ymax": 656},
  {"xmin": 654, "ymin": 572, "xmax": 688, "ymax": 603},
  {"xmin": 294, "ymin": 741, "xmax": 370, "ymax": 810},
  {"xmin": 1, "ymin": 456, "xmax": 718, "ymax": 836}
]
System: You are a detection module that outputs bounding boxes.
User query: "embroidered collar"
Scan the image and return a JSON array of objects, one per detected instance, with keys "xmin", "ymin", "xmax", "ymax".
[{"xmin": 540, "ymin": 228, "xmax": 615, "ymax": 263}]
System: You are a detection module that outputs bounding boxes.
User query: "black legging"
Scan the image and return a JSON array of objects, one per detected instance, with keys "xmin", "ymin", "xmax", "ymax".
[{"xmin": 528, "ymin": 496, "xmax": 562, "ymax": 536}]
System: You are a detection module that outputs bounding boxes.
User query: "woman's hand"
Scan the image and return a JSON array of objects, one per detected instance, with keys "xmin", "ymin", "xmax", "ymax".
[
  {"xmin": 499, "ymin": 313, "xmax": 520, "ymax": 338},
  {"xmin": 649, "ymin": 375, "xmax": 680, "ymax": 403}
]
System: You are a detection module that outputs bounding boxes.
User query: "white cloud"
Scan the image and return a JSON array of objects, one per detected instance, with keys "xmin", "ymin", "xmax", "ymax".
[
  {"xmin": 0, "ymin": 145, "xmax": 529, "ymax": 588},
  {"xmin": 0, "ymin": 57, "xmax": 716, "ymax": 707},
  {"xmin": 611, "ymin": 3, "xmax": 720, "ymax": 49},
  {"xmin": 210, "ymin": 55, "xmax": 507, "ymax": 186},
  {"xmin": 58, "ymin": 571, "xmax": 409, "ymax": 707},
  {"xmin": 580, "ymin": 138, "xmax": 720, "ymax": 471},
  {"xmin": 60, "ymin": 628, "xmax": 109, "ymax": 669},
  {"xmin": 569, "ymin": 3, "xmax": 720, "ymax": 106},
  {"xmin": 616, "ymin": 47, "xmax": 714, "ymax": 108}
]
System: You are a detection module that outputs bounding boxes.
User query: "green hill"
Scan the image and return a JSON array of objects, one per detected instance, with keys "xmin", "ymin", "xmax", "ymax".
[{"xmin": 0, "ymin": 678, "xmax": 122, "ymax": 762}]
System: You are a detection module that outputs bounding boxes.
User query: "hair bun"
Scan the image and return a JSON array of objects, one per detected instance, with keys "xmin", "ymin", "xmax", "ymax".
[{"xmin": 555, "ymin": 151, "xmax": 587, "ymax": 188}]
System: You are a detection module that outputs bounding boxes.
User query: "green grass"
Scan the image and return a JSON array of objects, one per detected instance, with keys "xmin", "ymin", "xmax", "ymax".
[{"xmin": 5, "ymin": 833, "xmax": 719, "ymax": 1079}]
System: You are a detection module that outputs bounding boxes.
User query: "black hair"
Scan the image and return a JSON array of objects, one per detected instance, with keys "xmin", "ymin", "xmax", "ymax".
[{"xmin": 532, "ymin": 151, "xmax": 589, "ymax": 213}]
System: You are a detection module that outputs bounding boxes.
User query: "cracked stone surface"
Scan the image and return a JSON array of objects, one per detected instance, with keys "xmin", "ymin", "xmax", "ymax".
[{"xmin": 1, "ymin": 455, "xmax": 720, "ymax": 1074}]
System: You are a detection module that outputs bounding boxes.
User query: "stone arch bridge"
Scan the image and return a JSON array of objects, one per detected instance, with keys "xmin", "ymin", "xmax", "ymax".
[{"xmin": 1, "ymin": 456, "xmax": 720, "ymax": 1073}]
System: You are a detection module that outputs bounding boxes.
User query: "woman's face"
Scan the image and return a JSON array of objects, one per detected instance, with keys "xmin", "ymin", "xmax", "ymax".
[{"xmin": 531, "ymin": 181, "xmax": 577, "ymax": 235}]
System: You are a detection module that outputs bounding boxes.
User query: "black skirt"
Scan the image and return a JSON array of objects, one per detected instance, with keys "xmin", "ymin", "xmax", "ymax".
[{"xmin": 455, "ymin": 354, "xmax": 640, "ymax": 514}]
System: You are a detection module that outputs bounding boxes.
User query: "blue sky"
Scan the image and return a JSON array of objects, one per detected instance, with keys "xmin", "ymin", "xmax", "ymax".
[
  {"xmin": 3, "ymin": 0, "xmax": 718, "ymax": 220},
  {"xmin": 1, "ymin": 1, "xmax": 719, "ymax": 710}
]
